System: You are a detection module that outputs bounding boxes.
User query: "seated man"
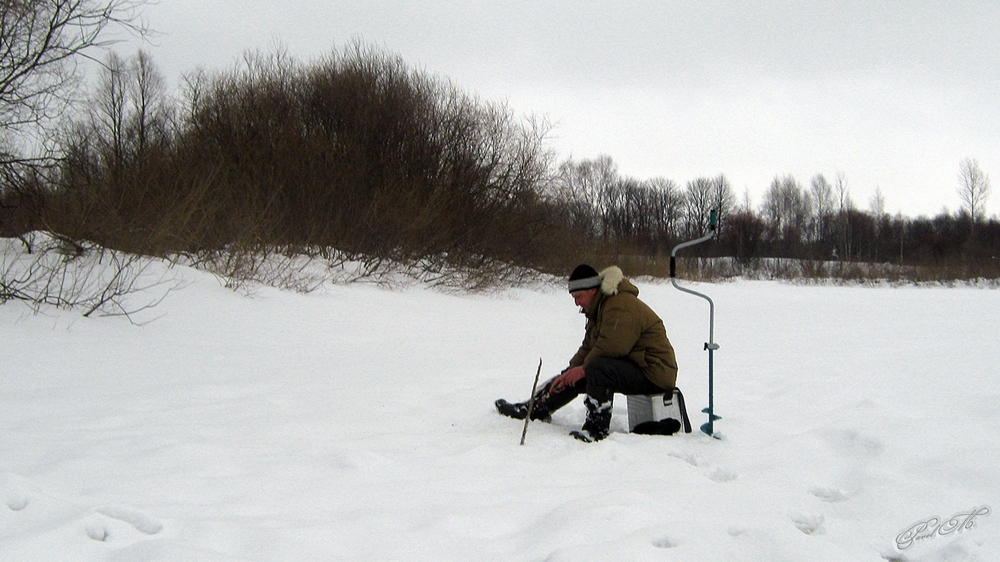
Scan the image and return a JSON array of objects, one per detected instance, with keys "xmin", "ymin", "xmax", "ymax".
[{"xmin": 496, "ymin": 264, "xmax": 678, "ymax": 442}]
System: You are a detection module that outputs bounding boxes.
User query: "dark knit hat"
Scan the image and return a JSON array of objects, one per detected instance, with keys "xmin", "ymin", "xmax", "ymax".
[{"xmin": 568, "ymin": 264, "xmax": 601, "ymax": 293}]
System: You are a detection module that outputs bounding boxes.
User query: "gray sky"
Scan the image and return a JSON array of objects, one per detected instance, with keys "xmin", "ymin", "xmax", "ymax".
[{"xmin": 121, "ymin": 0, "xmax": 999, "ymax": 217}]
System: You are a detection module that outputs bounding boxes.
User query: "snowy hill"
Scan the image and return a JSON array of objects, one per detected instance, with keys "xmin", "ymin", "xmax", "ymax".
[{"xmin": 2, "ymin": 260, "xmax": 997, "ymax": 561}]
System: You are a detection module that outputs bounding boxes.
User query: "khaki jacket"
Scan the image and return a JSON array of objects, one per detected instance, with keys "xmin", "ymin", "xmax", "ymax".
[{"xmin": 568, "ymin": 266, "xmax": 678, "ymax": 390}]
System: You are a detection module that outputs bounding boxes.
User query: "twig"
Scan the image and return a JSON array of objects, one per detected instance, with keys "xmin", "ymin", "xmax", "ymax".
[{"xmin": 519, "ymin": 358, "xmax": 543, "ymax": 446}]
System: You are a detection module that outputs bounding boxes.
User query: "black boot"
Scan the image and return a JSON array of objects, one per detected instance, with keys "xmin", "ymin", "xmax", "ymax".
[
  {"xmin": 570, "ymin": 395, "xmax": 613, "ymax": 443},
  {"xmin": 495, "ymin": 376, "xmax": 585, "ymax": 423},
  {"xmin": 495, "ymin": 398, "xmax": 551, "ymax": 422}
]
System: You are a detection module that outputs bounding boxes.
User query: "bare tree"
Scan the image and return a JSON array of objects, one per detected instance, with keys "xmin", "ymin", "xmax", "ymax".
[
  {"xmin": 833, "ymin": 171, "xmax": 853, "ymax": 259},
  {"xmin": 129, "ymin": 49, "xmax": 170, "ymax": 154},
  {"xmin": 84, "ymin": 49, "xmax": 170, "ymax": 167},
  {"xmin": 957, "ymin": 158, "xmax": 991, "ymax": 222},
  {"xmin": 551, "ymin": 155, "xmax": 619, "ymax": 239},
  {"xmin": 682, "ymin": 177, "xmax": 715, "ymax": 236},
  {"xmin": 868, "ymin": 186, "xmax": 888, "ymax": 261},
  {"xmin": 834, "ymin": 171, "xmax": 852, "ymax": 214},
  {"xmin": 869, "ymin": 186, "xmax": 887, "ymax": 218},
  {"xmin": 0, "ymin": 0, "xmax": 147, "ymax": 165},
  {"xmin": 92, "ymin": 51, "xmax": 129, "ymax": 166},
  {"xmin": 740, "ymin": 187, "xmax": 753, "ymax": 213},
  {"xmin": 646, "ymin": 176, "xmax": 683, "ymax": 240},
  {"xmin": 761, "ymin": 174, "xmax": 810, "ymax": 248},
  {"xmin": 710, "ymin": 174, "xmax": 736, "ymax": 233},
  {"xmin": 1, "ymin": 0, "xmax": 148, "ymax": 243},
  {"xmin": 810, "ymin": 173, "xmax": 833, "ymax": 243}
]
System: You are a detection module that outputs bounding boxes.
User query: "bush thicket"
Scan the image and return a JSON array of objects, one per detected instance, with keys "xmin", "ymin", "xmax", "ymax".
[{"xmin": 26, "ymin": 45, "xmax": 582, "ymax": 288}]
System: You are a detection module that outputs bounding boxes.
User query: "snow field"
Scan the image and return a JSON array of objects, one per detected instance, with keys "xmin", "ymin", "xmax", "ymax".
[{"xmin": 2, "ymin": 259, "xmax": 998, "ymax": 561}]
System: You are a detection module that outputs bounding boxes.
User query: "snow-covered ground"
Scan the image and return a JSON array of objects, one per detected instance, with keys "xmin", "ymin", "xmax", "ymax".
[{"xmin": 2, "ymin": 258, "xmax": 998, "ymax": 561}]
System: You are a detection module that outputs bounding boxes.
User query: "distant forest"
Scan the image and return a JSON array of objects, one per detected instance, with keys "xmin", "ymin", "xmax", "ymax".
[
  {"xmin": 1, "ymin": 25, "xmax": 996, "ymax": 295},
  {"xmin": 548, "ymin": 155, "xmax": 997, "ymax": 281}
]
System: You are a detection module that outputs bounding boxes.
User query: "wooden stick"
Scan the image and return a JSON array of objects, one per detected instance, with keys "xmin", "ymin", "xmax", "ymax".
[{"xmin": 520, "ymin": 358, "xmax": 543, "ymax": 445}]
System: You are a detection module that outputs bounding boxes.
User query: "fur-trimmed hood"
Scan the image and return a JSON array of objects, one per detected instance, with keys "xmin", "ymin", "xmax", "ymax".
[{"xmin": 598, "ymin": 266, "xmax": 637, "ymax": 297}]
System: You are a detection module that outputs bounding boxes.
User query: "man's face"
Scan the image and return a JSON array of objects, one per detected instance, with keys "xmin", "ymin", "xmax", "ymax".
[{"xmin": 571, "ymin": 288, "xmax": 599, "ymax": 314}]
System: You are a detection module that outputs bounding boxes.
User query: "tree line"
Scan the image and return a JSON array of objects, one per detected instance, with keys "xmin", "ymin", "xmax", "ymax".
[
  {"xmin": 552, "ymin": 156, "xmax": 1000, "ymax": 279},
  {"xmin": 549, "ymin": 157, "xmax": 997, "ymax": 280},
  {"xmin": 1, "ymin": 2, "xmax": 997, "ymax": 305}
]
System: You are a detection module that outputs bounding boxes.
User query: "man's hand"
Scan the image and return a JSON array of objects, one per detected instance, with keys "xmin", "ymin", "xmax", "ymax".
[{"xmin": 550, "ymin": 365, "xmax": 585, "ymax": 394}]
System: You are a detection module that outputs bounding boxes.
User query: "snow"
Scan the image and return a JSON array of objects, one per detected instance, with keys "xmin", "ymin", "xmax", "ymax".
[{"xmin": 2, "ymin": 257, "xmax": 998, "ymax": 561}]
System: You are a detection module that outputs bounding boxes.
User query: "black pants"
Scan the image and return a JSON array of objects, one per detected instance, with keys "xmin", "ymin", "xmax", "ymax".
[{"xmin": 535, "ymin": 357, "xmax": 665, "ymax": 414}]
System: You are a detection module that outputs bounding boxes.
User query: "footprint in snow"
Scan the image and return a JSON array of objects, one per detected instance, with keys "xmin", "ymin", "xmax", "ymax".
[
  {"xmin": 706, "ymin": 466, "xmax": 737, "ymax": 482},
  {"xmin": 95, "ymin": 506, "xmax": 164, "ymax": 535},
  {"xmin": 668, "ymin": 452, "xmax": 702, "ymax": 467},
  {"xmin": 810, "ymin": 486, "xmax": 851, "ymax": 502},
  {"xmin": 86, "ymin": 519, "xmax": 110, "ymax": 542},
  {"xmin": 667, "ymin": 452, "xmax": 737, "ymax": 482},
  {"xmin": 5, "ymin": 492, "xmax": 29, "ymax": 511},
  {"xmin": 651, "ymin": 535, "xmax": 677, "ymax": 548},
  {"xmin": 3, "ymin": 474, "xmax": 163, "ymax": 542},
  {"xmin": 823, "ymin": 429, "xmax": 882, "ymax": 458},
  {"xmin": 85, "ymin": 507, "xmax": 164, "ymax": 542},
  {"xmin": 792, "ymin": 513, "xmax": 825, "ymax": 535},
  {"xmin": 2, "ymin": 477, "xmax": 33, "ymax": 511}
]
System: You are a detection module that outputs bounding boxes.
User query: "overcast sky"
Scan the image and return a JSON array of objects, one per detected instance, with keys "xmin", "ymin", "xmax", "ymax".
[{"xmin": 119, "ymin": 1, "xmax": 999, "ymax": 217}]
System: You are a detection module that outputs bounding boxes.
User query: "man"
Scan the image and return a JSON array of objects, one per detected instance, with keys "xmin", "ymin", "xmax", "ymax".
[{"xmin": 496, "ymin": 264, "xmax": 678, "ymax": 442}]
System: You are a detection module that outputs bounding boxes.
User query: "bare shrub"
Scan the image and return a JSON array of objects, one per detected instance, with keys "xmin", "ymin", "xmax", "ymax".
[
  {"xmin": 1, "ymin": 231, "xmax": 178, "ymax": 320},
  {"xmin": 44, "ymin": 42, "xmax": 565, "ymax": 291}
]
